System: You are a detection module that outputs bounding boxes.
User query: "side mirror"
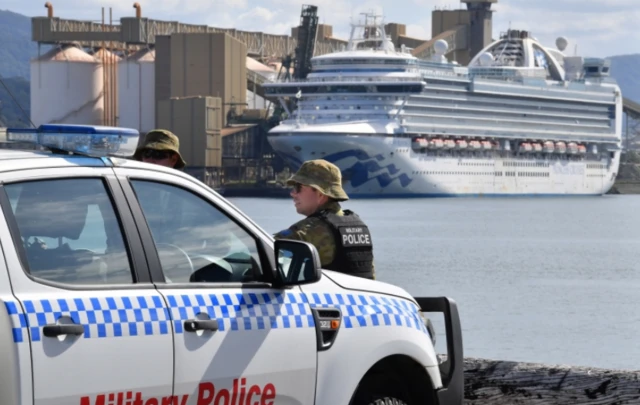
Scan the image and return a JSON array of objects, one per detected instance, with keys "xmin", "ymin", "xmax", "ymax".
[{"xmin": 273, "ymin": 239, "xmax": 322, "ymax": 286}]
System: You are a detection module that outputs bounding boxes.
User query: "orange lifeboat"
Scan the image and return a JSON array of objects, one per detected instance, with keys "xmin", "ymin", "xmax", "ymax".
[
  {"xmin": 430, "ymin": 138, "xmax": 444, "ymax": 148},
  {"xmin": 469, "ymin": 140, "xmax": 482, "ymax": 149},
  {"xmin": 444, "ymin": 139, "xmax": 456, "ymax": 149},
  {"xmin": 411, "ymin": 137, "xmax": 429, "ymax": 150},
  {"xmin": 543, "ymin": 141, "xmax": 555, "ymax": 153},
  {"xmin": 532, "ymin": 143, "xmax": 542, "ymax": 152},
  {"xmin": 567, "ymin": 142, "xmax": 578, "ymax": 154},
  {"xmin": 481, "ymin": 140, "xmax": 492, "ymax": 150},
  {"xmin": 456, "ymin": 139, "xmax": 468, "ymax": 149},
  {"xmin": 577, "ymin": 144, "xmax": 587, "ymax": 154},
  {"xmin": 519, "ymin": 142, "xmax": 532, "ymax": 153},
  {"xmin": 555, "ymin": 142, "xmax": 566, "ymax": 153}
]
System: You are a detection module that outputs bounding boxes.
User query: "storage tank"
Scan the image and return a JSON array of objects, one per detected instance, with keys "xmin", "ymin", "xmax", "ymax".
[
  {"xmin": 94, "ymin": 48, "xmax": 121, "ymax": 127},
  {"xmin": 118, "ymin": 48, "xmax": 155, "ymax": 133},
  {"xmin": 30, "ymin": 44, "xmax": 102, "ymax": 126}
]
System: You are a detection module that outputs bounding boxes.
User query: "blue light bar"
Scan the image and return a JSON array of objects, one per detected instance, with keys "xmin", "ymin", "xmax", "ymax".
[{"xmin": 6, "ymin": 124, "xmax": 140, "ymax": 158}]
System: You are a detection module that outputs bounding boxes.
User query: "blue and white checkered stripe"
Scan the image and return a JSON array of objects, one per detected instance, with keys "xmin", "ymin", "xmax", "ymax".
[
  {"xmin": 3, "ymin": 292, "xmax": 315, "ymax": 343},
  {"xmin": 3, "ymin": 292, "xmax": 426, "ymax": 343},
  {"xmin": 307, "ymin": 293, "xmax": 428, "ymax": 335},
  {"xmin": 165, "ymin": 292, "xmax": 315, "ymax": 333},
  {"xmin": 4, "ymin": 296, "xmax": 170, "ymax": 343}
]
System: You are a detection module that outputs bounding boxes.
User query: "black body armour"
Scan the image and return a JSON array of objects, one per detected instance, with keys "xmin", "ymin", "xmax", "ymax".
[{"xmin": 312, "ymin": 209, "xmax": 374, "ymax": 279}]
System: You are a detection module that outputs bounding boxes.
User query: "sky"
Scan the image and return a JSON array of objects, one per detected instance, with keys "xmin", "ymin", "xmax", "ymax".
[{"xmin": 5, "ymin": 0, "xmax": 640, "ymax": 58}]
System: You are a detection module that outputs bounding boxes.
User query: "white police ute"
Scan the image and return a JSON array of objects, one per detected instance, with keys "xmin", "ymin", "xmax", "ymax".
[{"xmin": 0, "ymin": 124, "xmax": 464, "ymax": 405}]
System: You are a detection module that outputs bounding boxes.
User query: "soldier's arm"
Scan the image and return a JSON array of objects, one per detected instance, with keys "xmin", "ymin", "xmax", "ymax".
[{"xmin": 274, "ymin": 218, "xmax": 335, "ymax": 267}]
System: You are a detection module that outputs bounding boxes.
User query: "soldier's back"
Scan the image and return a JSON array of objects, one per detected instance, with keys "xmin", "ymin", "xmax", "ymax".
[{"xmin": 274, "ymin": 214, "xmax": 339, "ymax": 267}]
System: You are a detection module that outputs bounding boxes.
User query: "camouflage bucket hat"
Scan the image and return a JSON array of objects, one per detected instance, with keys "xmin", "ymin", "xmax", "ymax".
[
  {"xmin": 286, "ymin": 159, "xmax": 349, "ymax": 201},
  {"xmin": 133, "ymin": 129, "xmax": 186, "ymax": 169}
]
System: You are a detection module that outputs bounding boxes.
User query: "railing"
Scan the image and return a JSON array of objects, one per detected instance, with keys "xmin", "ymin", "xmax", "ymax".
[
  {"xmin": 32, "ymin": 16, "xmax": 345, "ymax": 58},
  {"xmin": 264, "ymin": 76, "xmax": 425, "ymax": 84}
]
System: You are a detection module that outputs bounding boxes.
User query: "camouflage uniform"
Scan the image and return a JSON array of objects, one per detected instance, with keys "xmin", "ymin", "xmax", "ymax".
[
  {"xmin": 274, "ymin": 159, "xmax": 375, "ymax": 279},
  {"xmin": 133, "ymin": 129, "xmax": 187, "ymax": 169}
]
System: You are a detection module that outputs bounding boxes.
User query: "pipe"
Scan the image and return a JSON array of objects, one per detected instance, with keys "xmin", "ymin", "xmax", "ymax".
[
  {"xmin": 102, "ymin": 8, "xmax": 106, "ymax": 126},
  {"xmin": 133, "ymin": 3, "xmax": 141, "ymax": 18},
  {"xmin": 110, "ymin": 8, "xmax": 114, "ymax": 126},
  {"xmin": 44, "ymin": 2, "xmax": 53, "ymax": 18}
]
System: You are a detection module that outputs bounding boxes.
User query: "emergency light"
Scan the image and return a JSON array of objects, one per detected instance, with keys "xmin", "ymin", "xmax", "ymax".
[{"xmin": 6, "ymin": 124, "xmax": 140, "ymax": 158}]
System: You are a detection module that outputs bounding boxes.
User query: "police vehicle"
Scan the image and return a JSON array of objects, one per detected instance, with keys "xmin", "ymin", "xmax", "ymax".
[{"xmin": 0, "ymin": 124, "xmax": 464, "ymax": 405}]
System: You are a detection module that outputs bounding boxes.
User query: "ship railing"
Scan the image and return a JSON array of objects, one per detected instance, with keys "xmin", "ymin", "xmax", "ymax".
[
  {"xmin": 415, "ymin": 63, "xmax": 551, "ymax": 82},
  {"xmin": 279, "ymin": 113, "xmax": 397, "ymax": 124},
  {"xmin": 265, "ymin": 76, "xmax": 425, "ymax": 84},
  {"xmin": 468, "ymin": 67, "xmax": 549, "ymax": 81}
]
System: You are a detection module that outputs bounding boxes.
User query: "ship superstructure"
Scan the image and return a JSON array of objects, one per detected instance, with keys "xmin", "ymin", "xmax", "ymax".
[{"xmin": 263, "ymin": 13, "xmax": 621, "ymax": 197}]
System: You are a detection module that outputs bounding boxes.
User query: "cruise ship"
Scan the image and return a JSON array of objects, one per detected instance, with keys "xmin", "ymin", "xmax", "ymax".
[{"xmin": 262, "ymin": 14, "xmax": 622, "ymax": 197}]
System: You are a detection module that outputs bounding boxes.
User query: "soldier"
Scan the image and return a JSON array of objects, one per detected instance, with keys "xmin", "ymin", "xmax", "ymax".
[
  {"xmin": 133, "ymin": 129, "xmax": 186, "ymax": 169},
  {"xmin": 274, "ymin": 159, "xmax": 376, "ymax": 280}
]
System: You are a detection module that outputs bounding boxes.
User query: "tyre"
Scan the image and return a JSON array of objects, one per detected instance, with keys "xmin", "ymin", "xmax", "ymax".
[{"xmin": 368, "ymin": 397, "xmax": 408, "ymax": 405}]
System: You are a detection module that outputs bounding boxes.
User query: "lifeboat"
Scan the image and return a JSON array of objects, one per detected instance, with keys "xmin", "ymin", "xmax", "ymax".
[
  {"xmin": 456, "ymin": 139, "xmax": 468, "ymax": 149},
  {"xmin": 590, "ymin": 144, "xmax": 598, "ymax": 154},
  {"xmin": 429, "ymin": 138, "xmax": 444, "ymax": 149},
  {"xmin": 469, "ymin": 140, "xmax": 482, "ymax": 149},
  {"xmin": 444, "ymin": 139, "xmax": 456, "ymax": 149},
  {"xmin": 481, "ymin": 140, "xmax": 492, "ymax": 150},
  {"xmin": 567, "ymin": 142, "xmax": 578, "ymax": 154},
  {"xmin": 532, "ymin": 143, "xmax": 542, "ymax": 152},
  {"xmin": 555, "ymin": 142, "xmax": 566, "ymax": 153},
  {"xmin": 543, "ymin": 141, "xmax": 555, "ymax": 153},
  {"xmin": 411, "ymin": 137, "xmax": 429, "ymax": 150},
  {"xmin": 577, "ymin": 144, "xmax": 587, "ymax": 154},
  {"xmin": 518, "ymin": 142, "xmax": 532, "ymax": 153}
]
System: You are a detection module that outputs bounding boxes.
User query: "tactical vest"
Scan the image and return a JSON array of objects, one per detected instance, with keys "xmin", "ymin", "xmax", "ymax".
[{"xmin": 311, "ymin": 209, "xmax": 374, "ymax": 280}]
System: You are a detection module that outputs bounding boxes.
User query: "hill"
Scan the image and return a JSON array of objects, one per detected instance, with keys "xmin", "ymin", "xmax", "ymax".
[
  {"xmin": 0, "ymin": 9, "xmax": 38, "ymax": 80},
  {"xmin": 0, "ymin": 76, "xmax": 30, "ymax": 127},
  {"xmin": 609, "ymin": 54, "xmax": 640, "ymax": 103}
]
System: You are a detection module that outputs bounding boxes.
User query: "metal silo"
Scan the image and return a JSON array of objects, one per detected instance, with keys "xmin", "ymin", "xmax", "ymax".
[
  {"xmin": 118, "ymin": 48, "xmax": 155, "ymax": 133},
  {"xmin": 94, "ymin": 48, "xmax": 122, "ymax": 127},
  {"xmin": 30, "ymin": 44, "xmax": 102, "ymax": 127}
]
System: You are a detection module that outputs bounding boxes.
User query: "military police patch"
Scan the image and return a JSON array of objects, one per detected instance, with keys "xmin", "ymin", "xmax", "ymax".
[{"xmin": 338, "ymin": 226, "xmax": 372, "ymax": 247}]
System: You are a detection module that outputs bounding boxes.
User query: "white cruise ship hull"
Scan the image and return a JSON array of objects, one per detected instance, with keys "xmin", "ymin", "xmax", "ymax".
[{"xmin": 268, "ymin": 133, "xmax": 620, "ymax": 197}]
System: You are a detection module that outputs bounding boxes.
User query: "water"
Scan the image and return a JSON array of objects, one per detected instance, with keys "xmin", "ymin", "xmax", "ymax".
[{"xmin": 228, "ymin": 195, "xmax": 640, "ymax": 372}]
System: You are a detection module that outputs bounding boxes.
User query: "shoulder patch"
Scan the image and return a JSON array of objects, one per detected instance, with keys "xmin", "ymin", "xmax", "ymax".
[{"xmin": 276, "ymin": 228, "xmax": 293, "ymax": 237}]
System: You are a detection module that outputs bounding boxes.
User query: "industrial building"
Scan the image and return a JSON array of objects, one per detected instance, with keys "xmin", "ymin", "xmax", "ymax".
[{"xmin": 22, "ymin": 1, "xmax": 640, "ymax": 189}]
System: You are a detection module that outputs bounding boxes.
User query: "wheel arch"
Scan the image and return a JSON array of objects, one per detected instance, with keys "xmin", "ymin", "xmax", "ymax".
[{"xmin": 349, "ymin": 354, "xmax": 438, "ymax": 405}]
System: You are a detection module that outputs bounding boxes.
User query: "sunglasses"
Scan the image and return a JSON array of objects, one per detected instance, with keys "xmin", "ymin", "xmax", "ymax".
[
  {"xmin": 142, "ymin": 149, "xmax": 172, "ymax": 160},
  {"xmin": 291, "ymin": 183, "xmax": 304, "ymax": 193}
]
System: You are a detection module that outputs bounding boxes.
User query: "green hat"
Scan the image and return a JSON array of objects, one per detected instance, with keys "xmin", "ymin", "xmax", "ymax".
[
  {"xmin": 133, "ymin": 129, "xmax": 186, "ymax": 169},
  {"xmin": 286, "ymin": 159, "xmax": 349, "ymax": 201}
]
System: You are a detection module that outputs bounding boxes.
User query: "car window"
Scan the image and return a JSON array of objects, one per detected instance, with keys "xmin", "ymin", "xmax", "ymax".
[
  {"xmin": 130, "ymin": 180, "xmax": 264, "ymax": 283},
  {"xmin": 4, "ymin": 178, "xmax": 133, "ymax": 285}
]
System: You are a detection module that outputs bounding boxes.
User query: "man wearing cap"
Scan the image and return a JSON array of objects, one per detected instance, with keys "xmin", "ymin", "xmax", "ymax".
[
  {"xmin": 133, "ymin": 129, "xmax": 186, "ymax": 169},
  {"xmin": 131, "ymin": 129, "xmax": 188, "ymax": 247},
  {"xmin": 274, "ymin": 159, "xmax": 375, "ymax": 280}
]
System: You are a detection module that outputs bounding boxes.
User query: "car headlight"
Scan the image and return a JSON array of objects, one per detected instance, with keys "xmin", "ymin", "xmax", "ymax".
[{"xmin": 419, "ymin": 312, "xmax": 436, "ymax": 347}]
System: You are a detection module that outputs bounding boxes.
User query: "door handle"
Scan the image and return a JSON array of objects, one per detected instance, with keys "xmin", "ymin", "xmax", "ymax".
[
  {"xmin": 184, "ymin": 319, "xmax": 219, "ymax": 332},
  {"xmin": 43, "ymin": 324, "xmax": 84, "ymax": 338}
]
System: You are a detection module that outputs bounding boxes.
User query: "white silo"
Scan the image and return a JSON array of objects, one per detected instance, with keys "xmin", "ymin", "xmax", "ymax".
[
  {"xmin": 94, "ymin": 48, "xmax": 122, "ymax": 127},
  {"xmin": 30, "ymin": 44, "xmax": 103, "ymax": 127},
  {"xmin": 118, "ymin": 48, "xmax": 155, "ymax": 133}
]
